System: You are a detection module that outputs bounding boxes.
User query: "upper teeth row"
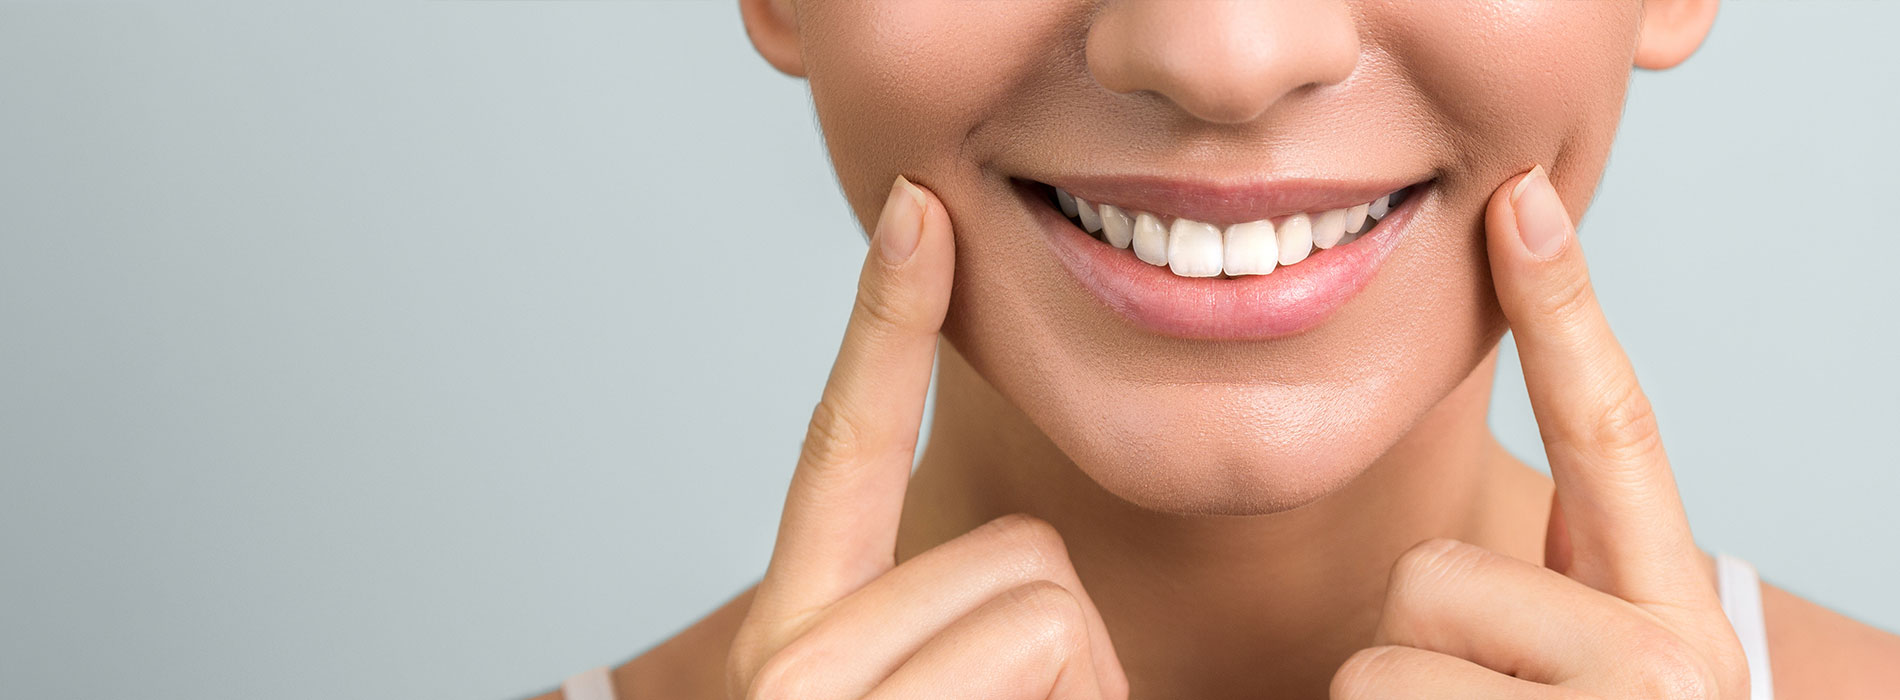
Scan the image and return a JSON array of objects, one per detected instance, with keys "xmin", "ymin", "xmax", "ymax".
[{"xmin": 1055, "ymin": 187, "xmax": 1404, "ymax": 278}]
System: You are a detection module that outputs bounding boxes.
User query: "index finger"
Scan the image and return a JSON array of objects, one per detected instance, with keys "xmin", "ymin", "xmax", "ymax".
[
  {"xmin": 1485, "ymin": 166, "xmax": 1712, "ymax": 608},
  {"xmin": 751, "ymin": 176, "xmax": 957, "ymax": 623}
]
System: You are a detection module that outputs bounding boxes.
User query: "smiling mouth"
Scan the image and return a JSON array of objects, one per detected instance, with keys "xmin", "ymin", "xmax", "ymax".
[
  {"xmin": 1012, "ymin": 174, "xmax": 1431, "ymax": 340},
  {"xmin": 1026, "ymin": 180, "xmax": 1416, "ymax": 279}
]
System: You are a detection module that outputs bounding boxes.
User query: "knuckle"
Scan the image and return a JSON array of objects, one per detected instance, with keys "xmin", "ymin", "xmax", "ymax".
[
  {"xmin": 1381, "ymin": 539, "xmax": 1484, "ymax": 642},
  {"xmin": 743, "ymin": 644, "xmax": 820, "ymax": 700},
  {"xmin": 1389, "ymin": 538, "xmax": 1481, "ymax": 598},
  {"xmin": 1628, "ymin": 634, "xmax": 1717, "ymax": 700},
  {"xmin": 984, "ymin": 513, "xmax": 1072, "ymax": 573},
  {"xmin": 798, "ymin": 399, "xmax": 866, "ymax": 473},
  {"xmin": 851, "ymin": 276, "xmax": 918, "ymax": 338},
  {"xmin": 1330, "ymin": 646, "xmax": 1402, "ymax": 700},
  {"xmin": 1586, "ymin": 379, "xmax": 1665, "ymax": 466},
  {"xmin": 1003, "ymin": 580, "xmax": 1089, "ymax": 655},
  {"xmin": 1539, "ymin": 266, "xmax": 1601, "ymax": 333}
]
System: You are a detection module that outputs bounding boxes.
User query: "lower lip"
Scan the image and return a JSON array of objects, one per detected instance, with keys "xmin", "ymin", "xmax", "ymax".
[{"xmin": 1022, "ymin": 182, "xmax": 1422, "ymax": 341}]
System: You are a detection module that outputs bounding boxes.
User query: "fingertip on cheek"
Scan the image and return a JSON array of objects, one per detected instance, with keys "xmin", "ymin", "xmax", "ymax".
[
  {"xmin": 1508, "ymin": 165, "xmax": 1572, "ymax": 260},
  {"xmin": 907, "ymin": 177, "xmax": 958, "ymax": 272},
  {"xmin": 876, "ymin": 175, "xmax": 930, "ymax": 264}
]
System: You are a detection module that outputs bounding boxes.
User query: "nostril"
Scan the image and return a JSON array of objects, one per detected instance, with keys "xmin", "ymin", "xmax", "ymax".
[{"xmin": 1083, "ymin": 0, "xmax": 1360, "ymax": 125}]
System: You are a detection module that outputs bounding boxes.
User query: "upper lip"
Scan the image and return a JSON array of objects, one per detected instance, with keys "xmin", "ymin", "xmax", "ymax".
[{"xmin": 1030, "ymin": 174, "xmax": 1425, "ymax": 225}]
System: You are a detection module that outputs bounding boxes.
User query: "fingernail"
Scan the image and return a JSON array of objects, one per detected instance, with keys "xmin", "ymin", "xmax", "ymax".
[
  {"xmin": 1511, "ymin": 165, "xmax": 1571, "ymax": 260},
  {"xmin": 876, "ymin": 175, "xmax": 929, "ymax": 264}
]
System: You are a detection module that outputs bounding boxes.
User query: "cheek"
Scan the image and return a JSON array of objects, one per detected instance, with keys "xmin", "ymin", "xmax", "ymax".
[
  {"xmin": 800, "ymin": 2, "xmax": 1072, "ymax": 227},
  {"xmin": 1362, "ymin": 0, "xmax": 1640, "ymax": 359},
  {"xmin": 1389, "ymin": 1, "xmax": 1639, "ymax": 198}
]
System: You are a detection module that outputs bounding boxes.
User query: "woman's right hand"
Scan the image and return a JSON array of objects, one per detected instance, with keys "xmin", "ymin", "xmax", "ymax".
[{"xmin": 723, "ymin": 176, "xmax": 1129, "ymax": 700}]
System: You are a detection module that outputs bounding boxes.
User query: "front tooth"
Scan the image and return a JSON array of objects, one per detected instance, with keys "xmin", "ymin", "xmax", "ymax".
[
  {"xmin": 1166, "ymin": 219, "xmax": 1223, "ymax": 277},
  {"xmin": 1277, "ymin": 212, "xmax": 1312, "ymax": 265},
  {"xmin": 1346, "ymin": 203, "xmax": 1369, "ymax": 234},
  {"xmin": 1057, "ymin": 189, "xmax": 1079, "ymax": 218},
  {"xmin": 1076, "ymin": 197, "xmax": 1103, "ymax": 233},
  {"xmin": 1312, "ymin": 208, "xmax": 1348, "ymax": 249},
  {"xmin": 1222, "ymin": 220, "xmax": 1277, "ymax": 276},
  {"xmin": 1368, "ymin": 194, "xmax": 1390, "ymax": 220},
  {"xmin": 1100, "ymin": 204, "xmax": 1134, "ymax": 249},
  {"xmin": 1132, "ymin": 212, "xmax": 1168, "ymax": 266}
]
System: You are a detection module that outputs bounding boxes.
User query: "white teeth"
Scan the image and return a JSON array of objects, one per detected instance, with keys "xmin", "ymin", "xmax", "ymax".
[
  {"xmin": 1076, "ymin": 197, "xmax": 1103, "ymax": 233},
  {"xmin": 1132, "ymin": 212, "xmax": 1169, "ymax": 266},
  {"xmin": 1100, "ymin": 204, "xmax": 1133, "ymax": 249},
  {"xmin": 1166, "ymin": 219, "xmax": 1223, "ymax": 277},
  {"xmin": 1052, "ymin": 184, "xmax": 1412, "ymax": 278},
  {"xmin": 1311, "ymin": 208, "xmax": 1348, "ymax": 249},
  {"xmin": 1222, "ymin": 220, "xmax": 1277, "ymax": 276},
  {"xmin": 1346, "ymin": 203, "xmax": 1369, "ymax": 235},
  {"xmin": 1277, "ymin": 212, "xmax": 1312, "ymax": 265}
]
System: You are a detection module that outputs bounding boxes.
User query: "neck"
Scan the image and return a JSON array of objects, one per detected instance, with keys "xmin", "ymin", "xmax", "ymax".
[{"xmin": 897, "ymin": 340, "xmax": 1553, "ymax": 699}]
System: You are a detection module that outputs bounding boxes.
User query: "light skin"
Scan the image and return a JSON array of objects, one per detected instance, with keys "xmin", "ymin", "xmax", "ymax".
[{"xmin": 536, "ymin": 1, "xmax": 1900, "ymax": 698}]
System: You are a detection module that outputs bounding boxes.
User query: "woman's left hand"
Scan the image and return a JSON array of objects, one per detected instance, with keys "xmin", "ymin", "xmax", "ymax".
[{"xmin": 1331, "ymin": 166, "xmax": 1751, "ymax": 699}]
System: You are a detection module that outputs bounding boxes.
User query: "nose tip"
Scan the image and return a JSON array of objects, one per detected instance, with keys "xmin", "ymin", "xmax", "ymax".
[{"xmin": 1085, "ymin": 0, "xmax": 1360, "ymax": 124}]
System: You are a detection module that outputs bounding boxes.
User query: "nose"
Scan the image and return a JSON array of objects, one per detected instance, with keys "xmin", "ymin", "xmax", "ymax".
[{"xmin": 1085, "ymin": 0, "xmax": 1360, "ymax": 124}]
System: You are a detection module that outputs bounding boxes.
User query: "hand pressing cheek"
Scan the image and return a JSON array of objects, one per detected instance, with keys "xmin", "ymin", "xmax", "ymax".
[
  {"xmin": 1332, "ymin": 168, "xmax": 1749, "ymax": 700},
  {"xmin": 725, "ymin": 177, "xmax": 1129, "ymax": 700}
]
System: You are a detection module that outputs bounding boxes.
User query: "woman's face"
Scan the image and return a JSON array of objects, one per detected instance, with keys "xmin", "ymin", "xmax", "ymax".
[{"xmin": 744, "ymin": 1, "xmax": 1711, "ymax": 515}]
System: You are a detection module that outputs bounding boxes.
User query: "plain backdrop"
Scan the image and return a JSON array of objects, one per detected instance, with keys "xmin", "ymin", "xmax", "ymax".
[{"xmin": 2, "ymin": 2, "xmax": 1896, "ymax": 699}]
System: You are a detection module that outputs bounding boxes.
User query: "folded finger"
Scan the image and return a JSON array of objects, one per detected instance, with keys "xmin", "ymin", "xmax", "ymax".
[
  {"xmin": 763, "ymin": 514, "xmax": 1126, "ymax": 699},
  {"xmin": 1374, "ymin": 538, "xmax": 1664, "ymax": 691},
  {"xmin": 1331, "ymin": 646, "xmax": 1578, "ymax": 700},
  {"xmin": 864, "ymin": 581, "xmax": 1113, "ymax": 700}
]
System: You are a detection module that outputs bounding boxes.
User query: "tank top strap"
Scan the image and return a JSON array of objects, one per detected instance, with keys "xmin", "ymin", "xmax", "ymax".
[
  {"xmin": 560, "ymin": 665, "xmax": 615, "ymax": 700},
  {"xmin": 1715, "ymin": 553, "xmax": 1774, "ymax": 700}
]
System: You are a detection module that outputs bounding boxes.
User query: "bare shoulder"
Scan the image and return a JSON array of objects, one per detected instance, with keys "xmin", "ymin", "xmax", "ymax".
[
  {"xmin": 1763, "ymin": 580, "xmax": 1900, "ymax": 699},
  {"xmin": 618, "ymin": 584, "xmax": 758, "ymax": 699},
  {"xmin": 532, "ymin": 583, "xmax": 758, "ymax": 700}
]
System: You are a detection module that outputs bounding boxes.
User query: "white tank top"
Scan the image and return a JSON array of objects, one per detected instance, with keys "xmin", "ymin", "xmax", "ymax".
[
  {"xmin": 1716, "ymin": 553, "xmax": 1775, "ymax": 700},
  {"xmin": 557, "ymin": 558, "xmax": 1780, "ymax": 700}
]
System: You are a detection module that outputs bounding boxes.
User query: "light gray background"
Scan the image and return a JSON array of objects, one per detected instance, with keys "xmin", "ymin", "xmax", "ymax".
[{"xmin": 1, "ymin": 2, "xmax": 1894, "ymax": 698}]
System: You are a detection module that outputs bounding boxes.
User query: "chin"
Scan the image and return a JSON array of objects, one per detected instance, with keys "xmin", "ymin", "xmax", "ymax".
[
  {"xmin": 958, "ymin": 349, "xmax": 1500, "ymax": 517},
  {"xmin": 1054, "ymin": 388, "xmax": 1402, "ymax": 516},
  {"xmin": 934, "ymin": 170, "xmax": 1514, "ymax": 517}
]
